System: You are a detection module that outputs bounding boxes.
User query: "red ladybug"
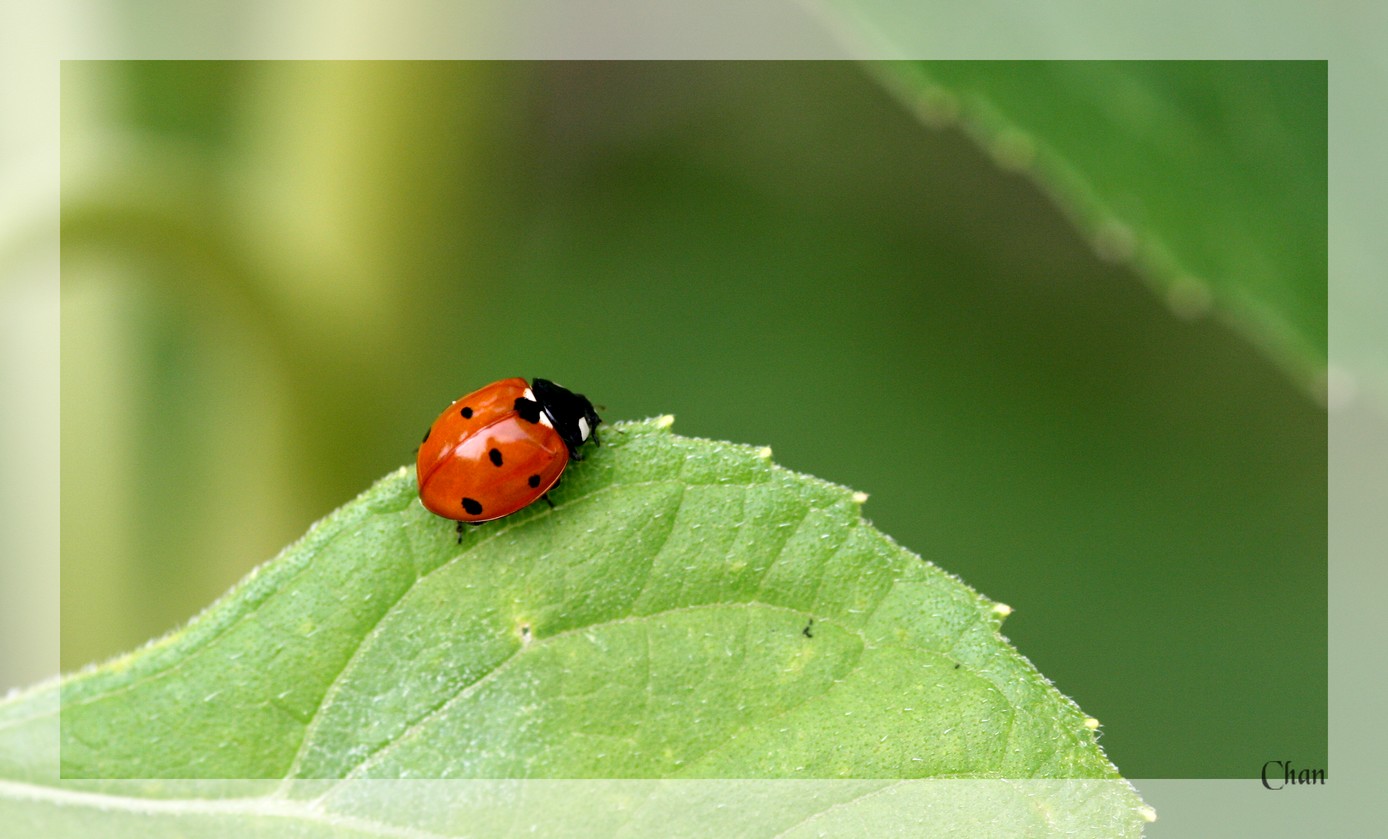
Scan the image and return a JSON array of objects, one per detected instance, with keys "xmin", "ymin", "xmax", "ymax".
[{"xmin": 416, "ymin": 377, "xmax": 601, "ymax": 535}]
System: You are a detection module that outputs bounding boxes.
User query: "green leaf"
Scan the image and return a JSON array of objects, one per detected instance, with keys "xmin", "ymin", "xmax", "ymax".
[
  {"xmin": 858, "ymin": 58, "xmax": 1326, "ymax": 390},
  {"xmin": 2, "ymin": 418, "xmax": 1150, "ymax": 834}
]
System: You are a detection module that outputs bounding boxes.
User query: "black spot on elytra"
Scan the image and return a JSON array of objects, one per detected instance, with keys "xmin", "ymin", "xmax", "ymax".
[
  {"xmin": 489, "ymin": 448, "xmax": 503, "ymax": 467},
  {"xmin": 461, "ymin": 497, "xmax": 483, "ymax": 515},
  {"xmin": 528, "ymin": 474, "xmax": 541, "ymax": 488},
  {"xmin": 461, "ymin": 406, "xmax": 473, "ymax": 419},
  {"xmin": 513, "ymin": 397, "xmax": 541, "ymax": 423}
]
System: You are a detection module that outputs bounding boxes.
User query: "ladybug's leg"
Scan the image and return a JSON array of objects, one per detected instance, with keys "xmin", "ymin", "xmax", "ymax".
[
  {"xmin": 566, "ymin": 428, "xmax": 599, "ymax": 459},
  {"xmin": 456, "ymin": 519, "xmax": 486, "ymax": 543},
  {"xmin": 542, "ymin": 493, "xmax": 556, "ymax": 509}
]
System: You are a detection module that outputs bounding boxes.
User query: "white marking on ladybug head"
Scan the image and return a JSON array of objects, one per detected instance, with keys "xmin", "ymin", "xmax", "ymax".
[
  {"xmin": 578, "ymin": 416, "xmax": 591, "ymax": 441},
  {"xmin": 523, "ymin": 387, "xmax": 535, "ymax": 401},
  {"xmin": 538, "ymin": 410, "xmax": 554, "ymax": 429}
]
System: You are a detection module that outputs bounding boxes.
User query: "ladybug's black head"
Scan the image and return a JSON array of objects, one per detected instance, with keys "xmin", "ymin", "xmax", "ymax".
[{"xmin": 530, "ymin": 378, "xmax": 602, "ymax": 458}]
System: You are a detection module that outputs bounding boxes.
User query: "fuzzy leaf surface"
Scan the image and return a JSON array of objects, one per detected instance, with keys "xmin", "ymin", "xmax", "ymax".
[{"xmin": 2, "ymin": 418, "xmax": 1147, "ymax": 835}]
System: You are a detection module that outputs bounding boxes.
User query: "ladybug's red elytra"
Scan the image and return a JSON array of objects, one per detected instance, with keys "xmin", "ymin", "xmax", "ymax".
[{"xmin": 416, "ymin": 377, "xmax": 601, "ymax": 536}]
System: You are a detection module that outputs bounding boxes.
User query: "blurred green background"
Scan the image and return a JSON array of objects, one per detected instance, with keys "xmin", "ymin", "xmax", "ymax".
[{"xmin": 58, "ymin": 61, "xmax": 1325, "ymax": 779}]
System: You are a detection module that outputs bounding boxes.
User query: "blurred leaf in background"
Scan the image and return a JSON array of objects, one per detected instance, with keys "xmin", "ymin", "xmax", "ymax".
[
  {"xmin": 59, "ymin": 60, "xmax": 1324, "ymax": 778},
  {"xmin": 878, "ymin": 61, "xmax": 1326, "ymax": 386}
]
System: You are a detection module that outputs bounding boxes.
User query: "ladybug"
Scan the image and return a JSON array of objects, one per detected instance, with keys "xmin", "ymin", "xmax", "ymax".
[{"xmin": 416, "ymin": 377, "xmax": 601, "ymax": 536}]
